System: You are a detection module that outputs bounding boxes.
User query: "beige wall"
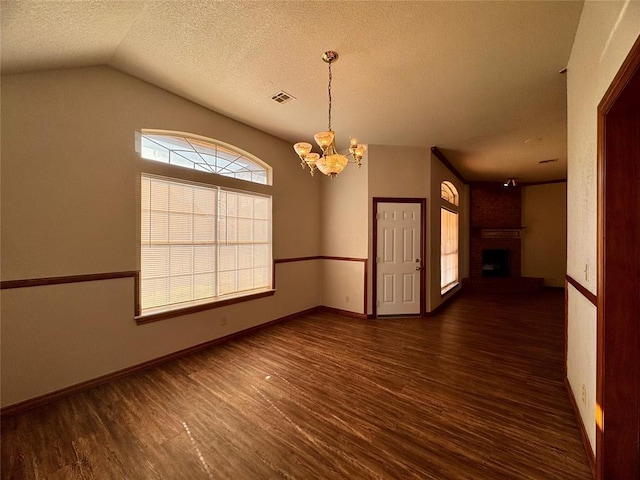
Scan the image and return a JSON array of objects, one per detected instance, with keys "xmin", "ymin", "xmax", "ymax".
[
  {"xmin": 319, "ymin": 151, "xmax": 369, "ymax": 258},
  {"xmin": 0, "ymin": 66, "xmax": 323, "ymax": 407},
  {"xmin": 521, "ymin": 183, "xmax": 566, "ymax": 287},
  {"xmin": 368, "ymin": 145, "xmax": 430, "ymax": 200},
  {"xmin": 321, "ymin": 260, "xmax": 366, "ymax": 314},
  {"xmin": 319, "ymin": 151, "xmax": 369, "ymax": 314},
  {"xmin": 566, "ymin": 1, "xmax": 640, "ymax": 453}
]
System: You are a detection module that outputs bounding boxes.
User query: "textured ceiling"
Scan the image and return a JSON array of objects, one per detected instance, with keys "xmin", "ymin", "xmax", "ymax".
[{"xmin": 1, "ymin": 1, "xmax": 584, "ymax": 183}]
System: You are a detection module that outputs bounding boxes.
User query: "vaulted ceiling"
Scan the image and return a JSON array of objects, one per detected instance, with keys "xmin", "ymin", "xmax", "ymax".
[{"xmin": 1, "ymin": 1, "xmax": 584, "ymax": 183}]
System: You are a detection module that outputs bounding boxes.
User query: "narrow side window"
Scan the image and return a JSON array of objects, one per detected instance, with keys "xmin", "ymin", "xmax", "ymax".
[{"xmin": 440, "ymin": 181, "xmax": 459, "ymax": 294}]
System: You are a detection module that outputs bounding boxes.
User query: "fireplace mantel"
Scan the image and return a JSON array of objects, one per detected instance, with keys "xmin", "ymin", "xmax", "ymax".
[{"xmin": 479, "ymin": 227, "xmax": 525, "ymax": 239}]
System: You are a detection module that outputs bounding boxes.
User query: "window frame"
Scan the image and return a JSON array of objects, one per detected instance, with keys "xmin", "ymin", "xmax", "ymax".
[
  {"xmin": 139, "ymin": 129, "xmax": 272, "ymax": 186},
  {"xmin": 441, "ymin": 181, "xmax": 459, "ymax": 206},
  {"xmin": 440, "ymin": 181, "xmax": 460, "ymax": 295},
  {"xmin": 135, "ymin": 131, "xmax": 274, "ymax": 324}
]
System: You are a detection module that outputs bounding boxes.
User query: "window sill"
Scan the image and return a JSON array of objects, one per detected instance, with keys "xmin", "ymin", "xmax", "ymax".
[
  {"xmin": 135, "ymin": 289, "xmax": 275, "ymax": 325},
  {"xmin": 441, "ymin": 282, "xmax": 460, "ymax": 297}
]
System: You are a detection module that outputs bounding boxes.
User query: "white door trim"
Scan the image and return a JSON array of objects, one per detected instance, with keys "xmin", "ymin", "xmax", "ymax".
[{"xmin": 372, "ymin": 198, "xmax": 426, "ymax": 317}]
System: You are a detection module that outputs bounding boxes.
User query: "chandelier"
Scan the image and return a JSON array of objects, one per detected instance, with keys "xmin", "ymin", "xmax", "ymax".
[{"xmin": 293, "ymin": 51, "xmax": 367, "ymax": 178}]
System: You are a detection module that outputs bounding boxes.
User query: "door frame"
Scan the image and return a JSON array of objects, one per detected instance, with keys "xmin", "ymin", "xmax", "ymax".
[
  {"xmin": 596, "ymin": 35, "xmax": 640, "ymax": 480},
  {"xmin": 372, "ymin": 197, "xmax": 427, "ymax": 318}
]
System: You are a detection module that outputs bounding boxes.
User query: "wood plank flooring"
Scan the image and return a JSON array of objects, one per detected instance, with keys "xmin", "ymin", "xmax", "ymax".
[{"xmin": 1, "ymin": 289, "xmax": 592, "ymax": 479}]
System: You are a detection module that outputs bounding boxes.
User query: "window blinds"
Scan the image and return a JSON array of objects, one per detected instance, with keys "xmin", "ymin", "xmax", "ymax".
[
  {"xmin": 141, "ymin": 175, "xmax": 271, "ymax": 311},
  {"xmin": 440, "ymin": 208, "xmax": 459, "ymax": 290}
]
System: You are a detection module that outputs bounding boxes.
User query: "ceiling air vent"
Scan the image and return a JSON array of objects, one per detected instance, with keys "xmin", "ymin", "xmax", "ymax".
[
  {"xmin": 539, "ymin": 158, "xmax": 558, "ymax": 164},
  {"xmin": 271, "ymin": 91, "xmax": 295, "ymax": 104}
]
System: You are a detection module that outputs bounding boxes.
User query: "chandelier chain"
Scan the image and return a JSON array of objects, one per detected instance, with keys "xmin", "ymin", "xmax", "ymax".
[{"xmin": 327, "ymin": 60, "xmax": 332, "ymax": 131}]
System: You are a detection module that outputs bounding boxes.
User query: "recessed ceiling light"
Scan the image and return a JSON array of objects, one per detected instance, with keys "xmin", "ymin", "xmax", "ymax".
[{"xmin": 524, "ymin": 137, "xmax": 542, "ymax": 144}]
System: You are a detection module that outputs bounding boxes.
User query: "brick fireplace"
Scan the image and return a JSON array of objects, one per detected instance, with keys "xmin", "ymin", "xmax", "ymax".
[{"xmin": 470, "ymin": 183, "xmax": 522, "ymax": 278}]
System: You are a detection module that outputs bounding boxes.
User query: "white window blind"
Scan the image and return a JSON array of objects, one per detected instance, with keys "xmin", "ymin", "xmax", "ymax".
[
  {"xmin": 441, "ymin": 207, "xmax": 459, "ymax": 292},
  {"xmin": 141, "ymin": 175, "xmax": 271, "ymax": 312}
]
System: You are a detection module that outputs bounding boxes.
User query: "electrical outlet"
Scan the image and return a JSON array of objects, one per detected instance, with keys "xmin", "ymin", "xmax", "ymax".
[
  {"xmin": 581, "ymin": 384, "xmax": 586, "ymax": 405},
  {"xmin": 345, "ymin": 295, "xmax": 350, "ymax": 304},
  {"xmin": 584, "ymin": 263, "xmax": 589, "ymax": 282}
]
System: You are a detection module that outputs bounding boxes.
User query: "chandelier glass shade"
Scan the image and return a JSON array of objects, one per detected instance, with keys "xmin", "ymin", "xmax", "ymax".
[{"xmin": 293, "ymin": 51, "xmax": 366, "ymax": 178}]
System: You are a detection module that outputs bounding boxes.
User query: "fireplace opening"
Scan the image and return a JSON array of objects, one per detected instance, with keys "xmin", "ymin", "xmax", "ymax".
[{"xmin": 482, "ymin": 249, "xmax": 510, "ymax": 277}]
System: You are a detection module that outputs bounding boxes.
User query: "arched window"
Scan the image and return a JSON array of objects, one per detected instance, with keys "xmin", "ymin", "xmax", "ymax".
[
  {"xmin": 441, "ymin": 181, "xmax": 459, "ymax": 206},
  {"xmin": 137, "ymin": 130, "xmax": 273, "ymax": 319},
  {"xmin": 440, "ymin": 181, "xmax": 460, "ymax": 294},
  {"xmin": 140, "ymin": 130, "xmax": 271, "ymax": 185}
]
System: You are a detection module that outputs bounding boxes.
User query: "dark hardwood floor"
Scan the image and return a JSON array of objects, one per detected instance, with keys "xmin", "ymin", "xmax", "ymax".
[{"xmin": 1, "ymin": 289, "xmax": 592, "ymax": 479}]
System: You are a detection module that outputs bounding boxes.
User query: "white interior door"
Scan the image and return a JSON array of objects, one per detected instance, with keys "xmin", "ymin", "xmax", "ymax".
[{"xmin": 376, "ymin": 202, "xmax": 422, "ymax": 315}]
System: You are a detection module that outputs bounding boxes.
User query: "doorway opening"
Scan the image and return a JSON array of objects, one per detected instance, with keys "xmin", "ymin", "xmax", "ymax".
[{"xmin": 596, "ymin": 36, "xmax": 640, "ymax": 480}]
